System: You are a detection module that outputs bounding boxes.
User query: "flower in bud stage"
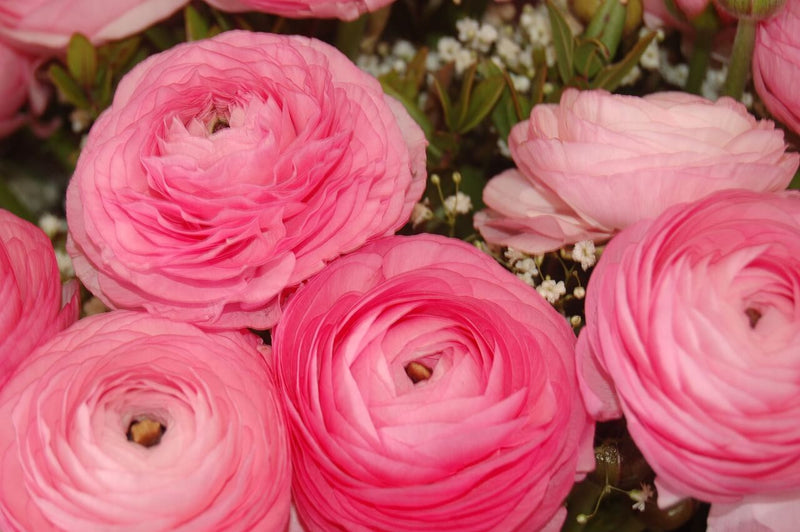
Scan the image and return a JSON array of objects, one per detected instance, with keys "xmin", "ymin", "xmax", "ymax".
[{"xmin": 714, "ymin": 0, "xmax": 786, "ymax": 19}]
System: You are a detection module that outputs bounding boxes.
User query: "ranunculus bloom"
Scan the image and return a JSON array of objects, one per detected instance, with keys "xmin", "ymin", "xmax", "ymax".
[
  {"xmin": 204, "ymin": 0, "xmax": 396, "ymax": 21},
  {"xmin": 0, "ymin": 0, "xmax": 188, "ymax": 53},
  {"xmin": 576, "ymin": 190, "xmax": 800, "ymax": 531},
  {"xmin": 753, "ymin": 0, "xmax": 800, "ymax": 135},
  {"xmin": 0, "ymin": 43, "xmax": 35, "ymax": 138},
  {"xmin": 0, "ymin": 209, "xmax": 78, "ymax": 388},
  {"xmin": 0, "ymin": 311, "xmax": 291, "ymax": 531},
  {"xmin": 66, "ymin": 30, "xmax": 426, "ymax": 330},
  {"xmin": 474, "ymin": 89, "xmax": 798, "ymax": 254},
  {"xmin": 274, "ymin": 234, "xmax": 594, "ymax": 531}
]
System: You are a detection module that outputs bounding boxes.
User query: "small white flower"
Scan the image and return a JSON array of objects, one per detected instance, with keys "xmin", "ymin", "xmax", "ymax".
[
  {"xmin": 38, "ymin": 213, "xmax": 68, "ymax": 239},
  {"xmin": 510, "ymin": 73, "xmax": 531, "ymax": 93},
  {"xmin": 569, "ymin": 315, "xmax": 582, "ymax": 327},
  {"xmin": 475, "ymin": 23, "xmax": 499, "ymax": 52},
  {"xmin": 629, "ymin": 483, "xmax": 654, "ymax": 512},
  {"xmin": 536, "ymin": 279, "xmax": 566, "ymax": 304},
  {"xmin": 437, "ymin": 36, "xmax": 463, "ymax": 62},
  {"xmin": 497, "ymin": 138, "xmax": 512, "ymax": 158},
  {"xmin": 514, "ymin": 257, "xmax": 538, "ymax": 275},
  {"xmin": 55, "ymin": 249, "xmax": 74, "ymax": 278},
  {"xmin": 444, "ymin": 192, "xmax": 473, "ymax": 215},
  {"xmin": 573, "ymin": 286, "xmax": 586, "ymax": 299},
  {"xmin": 410, "ymin": 202, "xmax": 434, "ymax": 227},
  {"xmin": 620, "ymin": 65, "xmax": 642, "ymax": 87},
  {"xmin": 571, "ymin": 240, "xmax": 597, "ymax": 271},
  {"xmin": 392, "ymin": 40, "xmax": 416, "ymax": 61},
  {"xmin": 504, "ymin": 247, "xmax": 526, "ymax": 263},
  {"xmin": 639, "ymin": 39, "xmax": 660, "ymax": 70},
  {"xmin": 456, "ymin": 18, "xmax": 480, "ymax": 43},
  {"xmin": 517, "ymin": 271, "xmax": 535, "ymax": 287},
  {"xmin": 496, "ymin": 37, "xmax": 521, "ymax": 68},
  {"xmin": 454, "ymin": 49, "xmax": 476, "ymax": 74}
]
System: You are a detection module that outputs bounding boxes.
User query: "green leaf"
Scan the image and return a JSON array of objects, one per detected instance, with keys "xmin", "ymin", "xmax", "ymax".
[
  {"xmin": 573, "ymin": 38, "xmax": 609, "ymax": 79},
  {"xmin": 590, "ymin": 31, "xmax": 657, "ymax": 91},
  {"xmin": 457, "ymin": 74, "xmax": 505, "ymax": 134},
  {"xmin": 335, "ymin": 15, "xmax": 367, "ymax": 60},
  {"xmin": 546, "ymin": 0, "xmax": 575, "ymax": 85},
  {"xmin": 48, "ymin": 64, "xmax": 90, "ymax": 109},
  {"xmin": 185, "ymin": 5, "xmax": 209, "ymax": 41},
  {"xmin": 379, "ymin": 80, "xmax": 434, "ymax": 139},
  {"xmin": 790, "ymin": 167, "xmax": 800, "ymax": 190},
  {"xmin": 66, "ymin": 33, "xmax": 97, "ymax": 88},
  {"xmin": 452, "ymin": 62, "xmax": 478, "ymax": 130},
  {"xmin": 491, "ymin": 88, "xmax": 518, "ymax": 141},
  {"xmin": 101, "ymin": 36, "xmax": 141, "ymax": 72},
  {"xmin": 530, "ymin": 48, "xmax": 548, "ymax": 106},
  {"xmin": 433, "ymin": 76, "xmax": 455, "ymax": 132}
]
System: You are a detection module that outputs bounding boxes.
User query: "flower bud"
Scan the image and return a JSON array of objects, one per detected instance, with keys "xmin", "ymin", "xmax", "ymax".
[
  {"xmin": 714, "ymin": 0, "xmax": 786, "ymax": 19},
  {"xmin": 569, "ymin": 0, "xmax": 644, "ymax": 37}
]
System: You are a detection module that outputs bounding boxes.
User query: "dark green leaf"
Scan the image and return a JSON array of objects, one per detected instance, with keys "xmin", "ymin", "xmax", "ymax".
[
  {"xmin": 546, "ymin": 0, "xmax": 575, "ymax": 85},
  {"xmin": 457, "ymin": 74, "xmax": 505, "ymax": 134},
  {"xmin": 0, "ymin": 181, "xmax": 33, "ymax": 222},
  {"xmin": 453, "ymin": 62, "xmax": 478, "ymax": 130},
  {"xmin": 433, "ymin": 76, "xmax": 455, "ymax": 132},
  {"xmin": 66, "ymin": 33, "xmax": 97, "ymax": 88},
  {"xmin": 48, "ymin": 64, "xmax": 90, "ymax": 109},
  {"xmin": 590, "ymin": 31, "xmax": 657, "ymax": 91}
]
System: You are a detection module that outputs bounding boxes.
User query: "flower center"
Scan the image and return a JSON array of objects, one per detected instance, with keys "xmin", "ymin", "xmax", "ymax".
[
  {"xmin": 210, "ymin": 117, "xmax": 229, "ymax": 133},
  {"xmin": 745, "ymin": 307, "xmax": 762, "ymax": 328},
  {"xmin": 404, "ymin": 361, "xmax": 433, "ymax": 383},
  {"xmin": 127, "ymin": 417, "xmax": 166, "ymax": 448}
]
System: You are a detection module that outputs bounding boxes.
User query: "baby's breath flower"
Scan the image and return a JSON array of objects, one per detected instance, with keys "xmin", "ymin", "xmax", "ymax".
[
  {"xmin": 456, "ymin": 18, "xmax": 480, "ymax": 43},
  {"xmin": 571, "ymin": 240, "xmax": 597, "ymax": 270},
  {"xmin": 504, "ymin": 247, "xmax": 526, "ymax": 263},
  {"xmin": 38, "ymin": 213, "xmax": 67, "ymax": 239},
  {"xmin": 514, "ymin": 257, "xmax": 538, "ymax": 275},
  {"xmin": 55, "ymin": 249, "xmax": 74, "ymax": 278},
  {"xmin": 444, "ymin": 191, "xmax": 473, "ymax": 215},
  {"xmin": 517, "ymin": 271, "xmax": 536, "ymax": 286},
  {"xmin": 573, "ymin": 286, "xmax": 586, "ymax": 299},
  {"xmin": 410, "ymin": 202, "xmax": 434, "ymax": 227},
  {"xmin": 537, "ymin": 279, "xmax": 566, "ymax": 304},
  {"xmin": 437, "ymin": 36, "xmax": 463, "ymax": 62},
  {"xmin": 629, "ymin": 483, "xmax": 654, "ymax": 512},
  {"xmin": 570, "ymin": 315, "xmax": 582, "ymax": 327}
]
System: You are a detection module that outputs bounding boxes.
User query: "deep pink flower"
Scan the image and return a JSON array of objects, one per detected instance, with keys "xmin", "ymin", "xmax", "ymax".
[
  {"xmin": 0, "ymin": 310, "xmax": 291, "ymax": 531},
  {"xmin": 274, "ymin": 234, "xmax": 594, "ymax": 532},
  {"xmin": 0, "ymin": 209, "xmax": 77, "ymax": 388},
  {"xmin": 577, "ymin": 190, "xmax": 800, "ymax": 531},
  {"xmin": 0, "ymin": 43, "xmax": 36, "ymax": 138},
  {"xmin": 475, "ymin": 89, "xmax": 797, "ymax": 254},
  {"xmin": 753, "ymin": 0, "xmax": 800, "ymax": 135},
  {"xmin": 0, "ymin": 0, "xmax": 188, "ymax": 53},
  {"xmin": 67, "ymin": 30, "xmax": 426, "ymax": 330},
  {"xmin": 204, "ymin": 0, "xmax": 396, "ymax": 21}
]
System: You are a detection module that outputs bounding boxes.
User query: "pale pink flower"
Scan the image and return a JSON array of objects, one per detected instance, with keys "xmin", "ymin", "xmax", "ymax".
[
  {"xmin": 577, "ymin": 190, "xmax": 800, "ymax": 532},
  {"xmin": 753, "ymin": 0, "xmax": 800, "ymax": 135},
  {"xmin": 475, "ymin": 89, "xmax": 797, "ymax": 254},
  {"xmin": 0, "ymin": 209, "xmax": 78, "ymax": 388},
  {"xmin": 0, "ymin": 0, "xmax": 188, "ymax": 53},
  {"xmin": 204, "ymin": 0, "xmax": 396, "ymax": 21},
  {"xmin": 0, "ymin": 311, "xmax": 290, "ymax": 531},
  {"xmin": 274, "ymin": 234, "xmax": 594, "ymax": 532},
  {"xmin": 67, "ymin": 31, "xmax": 426, "ymax": 330}
]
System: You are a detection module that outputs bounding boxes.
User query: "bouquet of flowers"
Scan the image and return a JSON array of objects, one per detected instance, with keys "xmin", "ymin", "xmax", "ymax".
[{"xmin": 0, "ymin": 0, "xmax": 798, "ymax": 530}]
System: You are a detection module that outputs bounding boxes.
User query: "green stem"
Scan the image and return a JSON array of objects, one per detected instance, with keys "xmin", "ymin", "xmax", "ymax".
[
  {"xmin": 685, "ymin": 30, "xmax": 713, "ymax": 94},
  {"xmin": 722, "ymin": 18, "xmax": 757, "ymax": 100}
]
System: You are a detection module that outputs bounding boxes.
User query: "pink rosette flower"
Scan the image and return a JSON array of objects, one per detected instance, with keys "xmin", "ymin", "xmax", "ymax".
[
  {"xmin": 0, "ymin": 209, "xmax": 78, "ymax": 388},
  {"xmin": 475, "ymin": 89, "xmax": 798, "ymax": 254},
  {"xmin": 67, "ymin": 30, "xmax": 426, "ymax": 330},
  {"xmin": 753, "ymin": 0, "xmax": 800, "ymax": 135},
  {"xmin": 274, "ymin": 234, "xmax": 594, "ymax": 531},
  {"xmin": 576, "ymin": 190, "xmax": 800, "ymax": 531},
  {"xmin": 0, "ymin": 0, "xmax": 188, "ymax": 54},
  {"xmin": 204, "ymin": 0, "xmax": 396, "ymax": 21},
  {"xmin": 0, "ymin": 310, "xmax": 290, "ymax": 531},
  {"xmin": 0, "ymin": 43, "xmax": 36, "ymax": 138}
]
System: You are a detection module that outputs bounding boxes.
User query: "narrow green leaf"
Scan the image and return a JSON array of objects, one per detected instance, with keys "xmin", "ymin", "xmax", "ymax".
[
  {"xmin": 453, "ymin": 62, "xmax": 478, "ymax": 130},
  {"xmin": 582, "ymin": 0, "xmax": 617, "ymax": 39},
  {"xmin": 48, "ymin": 64, "xmax": 90, "ymax": 109},
  {"xmin": 379, "ymin": 80, "xmax": 434, "ymax": 139},
  {"xmin": 573, "ymin": 39, "xmax": 608, "ymax": 79},
  {"xmin": 491, "ymin": 88, "xmax": 518, "ymax": 140},
  {"xmin": 457, "ymin": 74, "xmax": 505, "ymax": 134},
  {"xmin": 102, "ymin": 36, "xmax": 141, "ymax": 72},
  {"xmin": 530, "ymin": 48, "xmax": 548, "ymax": 106},
  {"xmin": 433, "ymin": 76, "xmax": 455, "ymax": 132},
  {"xmin": 546, "ymin": 0, "xmax": 575, "ymax": 85},
  {"xmin": 0, "ymin": 181, "xmax": 33, "ymax": 222},
  {"xmin": 66, "ymin": 33, "xmax": 97, "ymax": 88},
  {"xmin": 590, "ymin": 31, "xmax": 657, "ymax": 91},
  {"xmin": 185, "ymin": 5, "xmax": 209, "ymax": 41}
]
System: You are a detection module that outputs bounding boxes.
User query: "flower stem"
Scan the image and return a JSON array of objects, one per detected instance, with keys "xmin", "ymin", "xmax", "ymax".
[
  {"xmin": 685, "ymin": 30, "xmax": 713, "ymax": 94},
  {"xmin": 722, "ymin": 18, "xmax": 757, "ymax": 100}
]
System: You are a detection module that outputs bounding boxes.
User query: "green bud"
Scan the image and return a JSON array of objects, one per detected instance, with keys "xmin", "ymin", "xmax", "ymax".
[
  {"xmin": 714, "ymin": 0, "xmax": 787, "ymax": 19},
  {"xmin": 569, "ymin": 0, "xmax": 643, "ymax": 37}
]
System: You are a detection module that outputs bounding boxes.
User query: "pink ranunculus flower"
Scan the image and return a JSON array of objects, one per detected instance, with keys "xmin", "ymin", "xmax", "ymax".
[
  {"xmin": 475, "ymin": 89, "xmax": 798, "ymax": 254},
  {"xmin": 66, "ymin": 30, "xmax": 426, "ymax": 330},
  {"xmin": 274, "ymin": 234, "xmax": 594, "ymax": 531},
  {"xmin": 0, "ymin": 0, "xmax": 188, "ymax": 54},
  {"xmin": 753, "ymin": 0, "xmax": 800, "ymax": 135},
  {"xmin": 204, "ymin": 0, "xmax": 396, "ymax": 21},
  {"xmin": 0, "ymin": 209, "xmax": 78, "ymax": 388},
  {"xmin": 0, "ymin": 43, "xmax": 35, "ymax": 138},
  {"xmin": 0, "ymin": 310, "xmax": 291, "ymax": 531},
  {"xmin": 576, "ymin": 189, "xmax": 800, "ymax": 531}
]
